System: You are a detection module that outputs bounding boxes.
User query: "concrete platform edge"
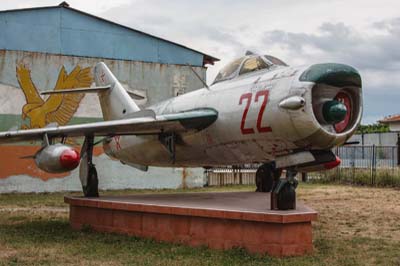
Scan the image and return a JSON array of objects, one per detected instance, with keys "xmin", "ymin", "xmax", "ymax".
[{"xmin": 65, "ymin": 192, "xmax": 317, "ymax": 257}]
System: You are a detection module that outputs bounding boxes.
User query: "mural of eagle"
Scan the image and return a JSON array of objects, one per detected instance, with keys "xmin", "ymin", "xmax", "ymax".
[{"xmin": 16, "ymin": 64, "xmax": 93, "ymax": 129}]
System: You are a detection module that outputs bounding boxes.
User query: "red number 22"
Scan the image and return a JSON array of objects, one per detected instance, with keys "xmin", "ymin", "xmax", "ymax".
[{"xmin": 239, "ymin": 90, "xmax": 272, "ymax": 135}]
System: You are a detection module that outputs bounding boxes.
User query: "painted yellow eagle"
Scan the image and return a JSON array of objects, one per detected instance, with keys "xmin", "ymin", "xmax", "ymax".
[{"xmin": 16, "ymin": 64, "xmax": 93, "ymax": 129}]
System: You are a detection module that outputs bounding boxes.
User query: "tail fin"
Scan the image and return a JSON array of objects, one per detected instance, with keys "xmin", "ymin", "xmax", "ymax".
[{"xmin": 94, "ymin": 62, "xmax": 140, "ymax": 121}]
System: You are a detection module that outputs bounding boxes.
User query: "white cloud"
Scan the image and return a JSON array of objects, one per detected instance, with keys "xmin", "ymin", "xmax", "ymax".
[{"xmin": 1, "ymin": 0, "xmax": 399, "ymax": 124}]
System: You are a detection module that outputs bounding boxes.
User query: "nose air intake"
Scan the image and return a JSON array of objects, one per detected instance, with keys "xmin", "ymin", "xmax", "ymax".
[{"xmin": 300, "ymin": 63, "xmax": 362, "ymax": 136}]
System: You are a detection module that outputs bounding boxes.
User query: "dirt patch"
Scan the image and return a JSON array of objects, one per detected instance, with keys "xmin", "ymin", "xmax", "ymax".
[
  {"xmin": 298, "ymin": 185, "xmax": 400, "ymax": 241},
  {"xmin": 0, "ymin": 243, "xmax": 18, "ymax": 260}
]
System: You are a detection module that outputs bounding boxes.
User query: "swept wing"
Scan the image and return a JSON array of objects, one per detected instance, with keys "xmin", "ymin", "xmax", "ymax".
[{"xmin": 0, "ymin": 108, "xmax": 218, "ymax": 144}]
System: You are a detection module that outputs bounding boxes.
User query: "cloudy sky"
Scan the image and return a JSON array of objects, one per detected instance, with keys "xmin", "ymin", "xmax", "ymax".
[{"xmin": 1, "ymin": 0, "xmax": 399, "ymax": 124}]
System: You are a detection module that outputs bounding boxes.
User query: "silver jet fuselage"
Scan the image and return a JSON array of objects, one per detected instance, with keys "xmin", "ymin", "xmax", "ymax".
[{"xmin": 104, "ymin": 63, "xmax": 362, "ymax": 167}]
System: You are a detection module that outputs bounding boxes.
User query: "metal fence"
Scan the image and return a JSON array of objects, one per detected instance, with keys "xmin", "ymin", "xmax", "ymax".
[
  {"xmin": 205, "ymin": 166, "xmax": 257, "ymax": 186},
  {"xmin": 206, "ymin": 146, "xmax": 400, "ymax": 187},
  {"xmin": 308, "ymin": 145, "xmax": 400, "ymax": 186}
]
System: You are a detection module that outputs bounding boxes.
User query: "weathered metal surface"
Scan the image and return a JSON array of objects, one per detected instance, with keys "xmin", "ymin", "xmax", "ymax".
[
  {"xmin": 34, "ymin": 144, "xmax": 80, "ymax": 173},
  {"xmin": 0, "ymin": 5, "xmax": 215, "ymax": 66},
  {"xmin": 99, "ymin": 55, "xmax": 362, "ymax": 167}
]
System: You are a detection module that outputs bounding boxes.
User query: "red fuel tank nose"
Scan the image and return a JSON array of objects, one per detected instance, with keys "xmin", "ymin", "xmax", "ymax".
[
  {"xmin": 60, "ymin": 149, "xmax": 80, "ymax": 169},
  {"xmin": 324, "ymin": 156, "xmax": 341, "ymax": 170}
]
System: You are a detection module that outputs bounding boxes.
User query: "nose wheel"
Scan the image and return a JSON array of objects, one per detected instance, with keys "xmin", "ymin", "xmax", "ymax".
[
  {"xmin": 255, "ymin": 163, "xmax": 282, "ymax": 192},
  {"xmin": 271, "ymin": 168, "xmax": 298, "ymax": 210}
]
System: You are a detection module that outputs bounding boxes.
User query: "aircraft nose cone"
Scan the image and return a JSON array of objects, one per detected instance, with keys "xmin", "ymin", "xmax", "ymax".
[
  {"xmin": 322, "ymin": 100, "xmax": 347, "ymax": 124},
  {"xmin": 60, "ymin": 149, "xmax": 80, "ymax": 169},
  {"xmin": 299, "ymin": 63, "xmax": 362, "ymax": 88}
]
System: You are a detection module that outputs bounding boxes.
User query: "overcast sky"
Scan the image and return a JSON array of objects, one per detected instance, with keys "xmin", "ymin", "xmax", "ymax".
[{"xmin": 1, "ymin": 0, "xmax": 399, "ymax": 124}]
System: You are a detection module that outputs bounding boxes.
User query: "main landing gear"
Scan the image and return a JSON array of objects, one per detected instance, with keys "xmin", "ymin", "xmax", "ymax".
[
  {"xmin": 79, "ymin": 136, "xmax": 99, "ymax": 197},
  {"xmin": 255, "ymin": 163, "xmax": 298, "ymax": 210}
]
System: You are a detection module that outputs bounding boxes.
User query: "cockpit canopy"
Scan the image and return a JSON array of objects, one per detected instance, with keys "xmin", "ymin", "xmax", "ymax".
[{"xmin": 213, "ymin": 54, "xmax": 288, "ymax": 84}]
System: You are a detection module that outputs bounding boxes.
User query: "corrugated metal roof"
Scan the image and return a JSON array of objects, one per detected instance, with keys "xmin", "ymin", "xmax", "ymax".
[{"xmin": 0, "ymin": 2, "xmax": 219, "ymax": 66}]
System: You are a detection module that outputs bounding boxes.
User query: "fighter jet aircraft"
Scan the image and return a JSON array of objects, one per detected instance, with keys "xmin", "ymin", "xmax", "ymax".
[{"xmin": 0, "ymin": 52, "xmax": 362, "ymax": 209}]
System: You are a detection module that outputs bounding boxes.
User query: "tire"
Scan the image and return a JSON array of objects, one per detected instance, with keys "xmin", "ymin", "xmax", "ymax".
[
  {"xmin": 277, "ymin": 183, "xmax": 296, "ymax": 210},
  {"xmin": 255, "ymin": 164, "xmax": 274, "ymax": 192},
  {"xmin": 84, "ymin": 165, "xmax": 99, "ymax": 197}
]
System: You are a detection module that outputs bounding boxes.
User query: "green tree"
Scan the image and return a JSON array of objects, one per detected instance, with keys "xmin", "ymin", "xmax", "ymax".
[{"xmin": 356, "ymin": 123, "xmax": 389, "ymax": 134}]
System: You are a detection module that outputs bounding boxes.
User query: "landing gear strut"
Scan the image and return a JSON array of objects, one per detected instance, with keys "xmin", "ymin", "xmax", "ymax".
[
  {"xmin": 255, "ymin": 163, "xmax": 282, "ymax": 192},
  {"xmin": 79, "ymin": 135, "xmax": 99, "ymax": 197},
  {"xmin": 271, "ymin": 168, "xmax": 298, "ymax": 210}
]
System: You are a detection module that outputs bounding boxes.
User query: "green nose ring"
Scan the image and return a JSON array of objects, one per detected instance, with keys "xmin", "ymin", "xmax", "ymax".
[{"xmin": 322, "ymin": 100, "xmax": 347, "ymax": 124}]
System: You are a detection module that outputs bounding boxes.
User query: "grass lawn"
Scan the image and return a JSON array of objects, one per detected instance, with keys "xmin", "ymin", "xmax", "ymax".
[{"xmin": 1, "ymin": 184, "xmax": 400, "ymax": 265}]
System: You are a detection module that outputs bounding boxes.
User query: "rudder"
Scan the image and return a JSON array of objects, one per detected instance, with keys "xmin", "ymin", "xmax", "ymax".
[{"xmin": 94, "ymin": 62, "xmax": 140, "ymax": 121}]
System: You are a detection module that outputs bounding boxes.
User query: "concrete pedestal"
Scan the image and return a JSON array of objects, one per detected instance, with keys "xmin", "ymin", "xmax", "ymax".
[{"xmin": 65, "ymin": 192, "xmax": 317, "ymax": 257}]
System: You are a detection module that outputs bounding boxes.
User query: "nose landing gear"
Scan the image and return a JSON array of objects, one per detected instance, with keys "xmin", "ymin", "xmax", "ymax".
[
  {"xmin": 271, "ymin": 168, "xmax": 298, "ymax": 210},
  {"xmin": 255, "ymin": 163, "xmax": 298, "ymax": 210},
  {"xmin": 255, "ymin": 163, "xmax": 282, "ymax": 192}
]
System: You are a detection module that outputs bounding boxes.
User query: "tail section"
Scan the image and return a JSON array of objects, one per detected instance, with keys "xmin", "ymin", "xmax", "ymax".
[{"xmin": 94, "ymin": 62, "xmax": 140, "ymax": 121}]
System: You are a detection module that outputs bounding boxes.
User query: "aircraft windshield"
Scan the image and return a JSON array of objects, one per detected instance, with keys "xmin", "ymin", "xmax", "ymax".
[
  {"xmin": 213, "ymin": 57, "xmax": 244, "ymax": 84},
  {"xmin": 213, "ymin": 54, "xmax": 288, "ymax": 84},
  {"xmin": 239, "ymin": 57, "xmax": 270, "ymax": 75},
  {"xmin": 264, "ymin": 55, "xmax": 288, "ymax": 66}
]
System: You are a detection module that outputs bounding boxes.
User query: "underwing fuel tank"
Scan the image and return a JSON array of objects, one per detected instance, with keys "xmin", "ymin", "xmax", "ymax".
[
  {"xmin": 35, "ymin": 144, "xmax": 80, "ymax": 173},
  {"xmin": 272, "ymin": 63, "xmax": 362, "ymax": 150}
]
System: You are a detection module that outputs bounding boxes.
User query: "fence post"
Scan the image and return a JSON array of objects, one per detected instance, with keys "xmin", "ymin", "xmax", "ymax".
[
  {"xmin": 205, "ymin": 169, "xmax": 209, "ymax": 187},
  {"xmin": 392, "ymin": 147, "xmax": 395, "ymax": 168},
  {"xmin": 351, "ymin": 146, "xmax": 356, "ymax": 183},
  {"xmin": 337, "ymin": 146, "xmax": 341, "ymax": 182},
  {"xmin": 372, "ymin": 145, "xmax": 376, "ymax": 186},
  {"xmin": 397, "ymin": 133, "xmax": 400, "ymax": 166},
  {"xmin": 392, "ymin": 146, "xmax": 395, "ymax": 186}
]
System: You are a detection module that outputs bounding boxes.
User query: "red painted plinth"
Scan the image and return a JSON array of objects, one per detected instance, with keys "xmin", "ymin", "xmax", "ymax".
[{"xmin": 65, "ymin": 192, "xmax": 317, "ymax": 257}]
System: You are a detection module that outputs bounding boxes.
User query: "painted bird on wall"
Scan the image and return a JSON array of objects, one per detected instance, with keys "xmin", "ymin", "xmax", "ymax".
[{"xmin": 16, "ymin": 64, "xmax": 93, "ymax": 129}]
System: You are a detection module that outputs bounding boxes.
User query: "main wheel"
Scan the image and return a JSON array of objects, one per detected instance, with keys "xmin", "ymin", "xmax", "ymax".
[
  {"xmin": 256, "ymin": 164, "xmax": 281, "ymax": 192},
  {"xmin": 83, "ymin": 165, "xmax": 99, "ymax": 197}
]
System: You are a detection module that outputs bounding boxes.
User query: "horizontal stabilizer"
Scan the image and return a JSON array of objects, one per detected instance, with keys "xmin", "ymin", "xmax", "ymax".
[
  {"xmin": 40, "ymin": 85, "xmax": 111, "ymax": 95},
  {"xmin": 126, "ymin": 89, "xmax": 146, "ymax": 100}
]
